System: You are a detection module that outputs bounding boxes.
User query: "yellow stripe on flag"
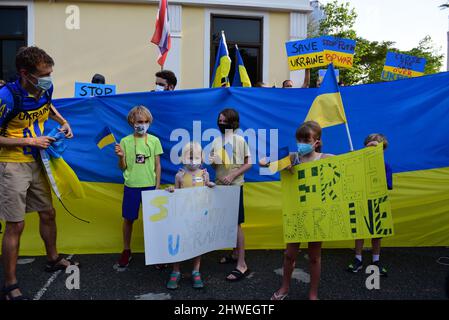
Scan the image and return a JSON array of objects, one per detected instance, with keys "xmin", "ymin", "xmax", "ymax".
[
  {"xmin": 269, "ymin": 156, "xmax": 291, "ymax": 173},
  {"xmin": 97, "ymin": 134, "xmax": 115, "ymax": 149},
  {"xmin": 382, "ymin": 65, "xmax": 424, "ymax": 78},
  {"xmin": 212, "ymin": 56, "xmax": 231, "ymax": 88},
  {"xmin": 305, "ymin": 92, "xmax": 347, "ymax": 128}
]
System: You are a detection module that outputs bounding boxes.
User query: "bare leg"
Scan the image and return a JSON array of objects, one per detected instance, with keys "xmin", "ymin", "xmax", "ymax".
[
  {"xmin": 2, "ymin": 221, "xmax": 25, "ymax": 298},
  {"xmin": 274, "ymin": 243, "xmax": 300, "ymax": 296},
  {"xmin": 355, "ymin": 239, "xmax": 364, "ymax": 257},
  {"xmin": 308, "ymin": 242, "xmax": 322, "ymax": 300},
  {"xmin": 38, "ymin": 209, "xmax": 58, "ymax": 261},
  {"xmin": 172, "ymin": 262, "xmax": 181, "ymax": 273},
  {"xmin": 226, "ymin": 225, "xmax": 248, "ymax": 280},
  {"xmin": 372, "ymin": 238, "xmax": 381, "ymax": 257},
  {"xmin": 122, "ymin": 219, "xmax": 134, "ymax": 250},
  {"xmin": 192, "ymin": 256, "xmax": 201, "ymax": 272}
]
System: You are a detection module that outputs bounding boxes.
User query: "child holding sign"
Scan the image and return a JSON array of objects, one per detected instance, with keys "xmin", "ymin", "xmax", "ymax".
[
  {"xmin": 267, "ymin": 121, "xmax": 333, "ymax": 300},
  {"xmin": 165, "ymin": 142, "xmax": 215, "ymax": 289},
  {"xmin": 347, "ymin": 133, "xmax": 393, "ymax": 276},
  {"xmin": 114, "ymin": 105, "xmax": 163, "ymax": 269}
]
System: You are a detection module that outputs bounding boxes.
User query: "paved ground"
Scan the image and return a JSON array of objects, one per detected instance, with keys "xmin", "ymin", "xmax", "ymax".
[{"xmin": 1, "ymin": 248, "xmax": 449, "ymax": 300}]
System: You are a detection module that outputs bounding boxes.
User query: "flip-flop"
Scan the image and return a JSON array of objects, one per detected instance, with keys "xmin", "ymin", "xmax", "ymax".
[
  {"xmin": 219, "ymin": 254, "xmax": 238, "ymax": 264},
  {"xmin": 225, "ymin": 268, "xmax": 251, "ymax": 282},
  {"xmin": 45, "ymin": 256, "xmax": 80, "ymax": 272},
  {"xmin": 271, "ymin": 291, "xmax": 288, "ymax": 300}
]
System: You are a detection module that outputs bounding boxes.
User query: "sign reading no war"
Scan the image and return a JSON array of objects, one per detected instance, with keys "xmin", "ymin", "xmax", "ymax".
[
  {"xmin": 285, "ymin": 38, "xmax": 327, "ymax": 70},
  {"xmin": 142, "ymin": 186, "xmax": 240, "ymax": 265},
  {"xmin": 322, "ymin": 36, "xmax": 356, "ymax": 68},
  {"xmin": 74, "ymin": 82, "xmax": 116, "ymax": 98}
]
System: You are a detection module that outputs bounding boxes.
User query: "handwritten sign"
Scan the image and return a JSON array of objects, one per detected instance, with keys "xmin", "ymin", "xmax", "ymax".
[
  {"xmin": 381, "ymin": 52, "xmax": 426, "ymax": 81},
  {"xmin": 74, "ymin": 82, "xmax": 116, "ymax": 98},
  {"xmin": 318, "ymin": 68, "xmax": 340, "ymax": 83},
  {"xmin": 322, "ymin": 36, "xmax": 356, "ymax": 69},
  {"xmin": 280, "ymin": 144, "xmax": 394, "ymax": 243},
  {"xmin": 142, "ymin": 186, "xmax": 240, "ymax": 264},
  {"xmin": 285, "ymin": 38, "xmax": 327, "ymax": 70}
]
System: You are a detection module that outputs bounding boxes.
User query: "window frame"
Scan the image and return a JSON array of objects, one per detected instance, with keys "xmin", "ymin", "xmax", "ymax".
[
  {"xmin": 204, "ymin": 8, "xmax": 269, "ymax": 88},
  {"xmin": 210, "ymin": 14, "xmax": 263, "ymax": 86}
]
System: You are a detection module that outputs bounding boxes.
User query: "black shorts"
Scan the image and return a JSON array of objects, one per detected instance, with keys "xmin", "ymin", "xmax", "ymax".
[{"xmin": 238, "ymin": 186, "xmax": 245, "ymax": 225}]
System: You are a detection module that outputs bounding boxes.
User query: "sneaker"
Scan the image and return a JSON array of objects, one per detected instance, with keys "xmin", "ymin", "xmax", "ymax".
[
  {"xmin": 191, "ymin": 271, "xmax": 204, "ymax": 289},
  {"xmin": 347, "ymin": 258, "xmax": 363, "ymax": 273},
  {"xmin": 167, "ymin": 272, "xmax": 181, "ymax": 290},
  {"xmin": 372, "ymin": 261, "xmax": 388, "ymax": 276},
  {"xmin": 117, "ymin": 249, "xmax": 132, "ymax": 268}
]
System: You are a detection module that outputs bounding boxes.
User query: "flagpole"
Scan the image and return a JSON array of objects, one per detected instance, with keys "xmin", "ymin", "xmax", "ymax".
[{"xmin": 345, "ymin": 121, "xmax": 354, "ymax": 151}]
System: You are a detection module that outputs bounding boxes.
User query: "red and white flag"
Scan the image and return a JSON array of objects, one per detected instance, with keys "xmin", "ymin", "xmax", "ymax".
[{"xmin": 151, "ymin": 0, "xmax": 171, "ymax": 67}]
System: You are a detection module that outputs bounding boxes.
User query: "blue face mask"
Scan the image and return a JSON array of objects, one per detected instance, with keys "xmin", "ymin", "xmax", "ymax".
[
  {"xmin": 30, "ymin": 74, "xmax": 53, "ymax": 91},
  {"xmin": 297, "ymin": 143, "xmax": 314, "ymax": 156}
]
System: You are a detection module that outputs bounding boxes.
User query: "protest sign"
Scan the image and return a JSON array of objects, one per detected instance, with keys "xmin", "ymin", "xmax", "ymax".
[
  {"xmin": 142, "ymin": 186, "xmax": 240, "ymax": 264},
  {"xmin": 281, "ymin": 144, "xmax": 394, "ymax": 243}
]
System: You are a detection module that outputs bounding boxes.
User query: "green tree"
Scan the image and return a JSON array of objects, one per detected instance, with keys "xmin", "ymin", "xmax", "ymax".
[{"xmin": 309, "ymin": 0, "xmax": 444, "ymax": 86}]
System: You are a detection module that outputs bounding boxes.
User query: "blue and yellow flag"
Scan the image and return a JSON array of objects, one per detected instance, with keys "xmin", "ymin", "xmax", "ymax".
[
  {"xmin": 305, "ymin": 63, "xmax": 347, "ymax": 128},
  {"xmin": 232, "ymin": 45, "xmax": 252, "ymax": 87},
  {"xmin": 268, "ymin": 147, "xmax": 291, "ymax": 173},
  {"xmin": 211, "ymin": 31, "xmax": 231, "ymax": 88},
  {"xmin": 95, "ymin": 126, "xmax": 116, "ymax": 149}
]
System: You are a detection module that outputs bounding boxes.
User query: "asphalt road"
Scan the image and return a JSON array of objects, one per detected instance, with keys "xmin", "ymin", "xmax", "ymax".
[{"xmin": 1, "ymin": 247, "xmax": 448, "ymax": 300}]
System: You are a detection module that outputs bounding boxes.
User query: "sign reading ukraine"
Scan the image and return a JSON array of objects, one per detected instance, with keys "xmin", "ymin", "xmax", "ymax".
[
  {"xmin": 142, "ymin": 186, "xmax": 240, "ymax": 265},
  {"xmin": 381, "ymin": 52, "xmax": 426, "ymax": 81},
  {"xmin": 285, "ymin": 38, "xmax": 327, "ymax": 70},
  {"xmin": 322, "ymin": 36, "xmax": 356, "ymax": 68},
  {"xmin": 281, "ymin": 144, "xmax": 394, "ymax": 243}
]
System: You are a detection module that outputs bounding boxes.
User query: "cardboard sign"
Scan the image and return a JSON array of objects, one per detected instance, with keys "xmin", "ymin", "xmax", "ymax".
[
  {"xmin": 285, "ymin": 38, "xmax": 327, "ymax": 70},
  {"xmin": 318, "ymin": 68, "xmax": 340, "ymax": 83},
  {"xmin": 142, "ymin": 186, "xmax": 240, "ymax": 264},
  {"xmin": 281, "ymin": 144, "xmax": 394, "ymax": 243},
  {"xmin": 381, "ymin": 52, "xmax": 426, "ymax": 81},
  {"xmin": 74, "ymin": 82, "xmax": 116, "ymax": 98},
  {"xmin": 322, "ymin": 36, "xmax": 356, "ymax": 69}
]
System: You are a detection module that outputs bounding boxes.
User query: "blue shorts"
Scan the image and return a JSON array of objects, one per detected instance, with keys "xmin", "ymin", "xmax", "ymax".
[{"xmin": 122, "ymin": 185, "xmax": 155, "ymax": 221}]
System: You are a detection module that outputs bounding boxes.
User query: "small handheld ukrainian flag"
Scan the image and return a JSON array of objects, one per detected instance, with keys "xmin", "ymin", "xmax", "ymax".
[
  {"xmin": 95, "ymin": 126, "xmax": 116, "ymax": 149},
  {"xmin": 211, "ymin": 31, "xmax": 231, "ymax": 88},
  {"xmin": 232, "ymin": 45, "xmax": 252, "ymax": 87},
  {"xmin": 268, "ymin": 147, "xmax": 291, "ymax": 173},
  {"xmin": 305, "ymin": 63, "xmax": 347, "ymax": 128}
]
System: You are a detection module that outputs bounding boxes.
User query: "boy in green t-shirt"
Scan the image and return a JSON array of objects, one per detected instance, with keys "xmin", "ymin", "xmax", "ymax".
[{"xmin": 114, "ymin": 105, "xmax": 163, "ymax": 268}]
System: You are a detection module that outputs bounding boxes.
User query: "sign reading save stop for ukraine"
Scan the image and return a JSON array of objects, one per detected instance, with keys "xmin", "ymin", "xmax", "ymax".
[
  {"xmin": 285, "ymin": 38, "xmax": 327, "ymax": 70},
  {"xmin": 381, "ymin": 52, "xmax": 426, "ymax": 81},
  {"xmin": 286, "ymin": 36, "xmax": 356, "ymax": 70}
]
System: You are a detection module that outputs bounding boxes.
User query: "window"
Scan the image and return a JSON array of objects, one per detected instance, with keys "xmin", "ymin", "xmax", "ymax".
[
  {"xmin": 210, "ymin": 15, "xmax": 263, "ymax": 86},
  {"xmin": 0, "ymin": 7, "xmax": 27, "ymax": 82}
]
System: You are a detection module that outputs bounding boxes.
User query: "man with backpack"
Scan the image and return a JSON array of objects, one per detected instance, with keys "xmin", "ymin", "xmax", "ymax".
[{"xmin": 0, "ymin": 46, "xmax": 78, "ymax": 300}]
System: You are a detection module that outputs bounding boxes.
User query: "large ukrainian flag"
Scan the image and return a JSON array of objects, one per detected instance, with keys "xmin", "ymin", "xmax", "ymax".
[
  {"xmin": 305, "ymin": 63, "xmax": 347, "ymax": 128},
  {"xmin": 211, "ymin": 31, "xmax": 231, "ymax": 88},
  {"xmin": 8, "ymin": 71, "xmax": 449, "ymax": 255},
  {"xmin": 232, "ymin": 45, "xmax": 252, "ymax": 87}
]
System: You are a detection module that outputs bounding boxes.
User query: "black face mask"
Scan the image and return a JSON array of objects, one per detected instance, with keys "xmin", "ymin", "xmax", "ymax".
[{"xmin": 218, "ymin": 123, "xmax": 233, "ymax": 134}]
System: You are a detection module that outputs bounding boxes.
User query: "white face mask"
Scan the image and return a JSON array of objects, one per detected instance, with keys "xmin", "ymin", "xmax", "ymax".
[
  {"xmin": 134, "ymin": 123, "xmax": 150, "ymax": 134},
  {"xmin": 155, "ymin": 85, "xmax": 166, "ymax": 92}
]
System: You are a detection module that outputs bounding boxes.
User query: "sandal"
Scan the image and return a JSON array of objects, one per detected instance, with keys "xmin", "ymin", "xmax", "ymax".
[
  {"xmin": 2, "ymin": 283, "xmax": 29, "ymax": 300},
  {"xmin": 45, "ymin": 255, "xmax": 80, "ymax": 272},
  {"xmin": 219, "ymin": 254, "xmax": 238, "ymax": 264},
  {"xmin": 167, "ymin": 271, "xmax": 181, "ymax": 290},
  {"xmin": 271, "ymin": 290, "xmax": 288, "ymax": 300},
  {"xmin": 225, "ymin": 268, "xmax": 251, "ymax": 282},
  {"xmin": 192, "ymin": 271, "xmax": 204, "ymax": 289}
]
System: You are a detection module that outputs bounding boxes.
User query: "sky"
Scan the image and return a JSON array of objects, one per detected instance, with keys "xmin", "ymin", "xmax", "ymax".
[{"xmin": 319, "ymin": 0, "xmax": 449, "ymax": 70}]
